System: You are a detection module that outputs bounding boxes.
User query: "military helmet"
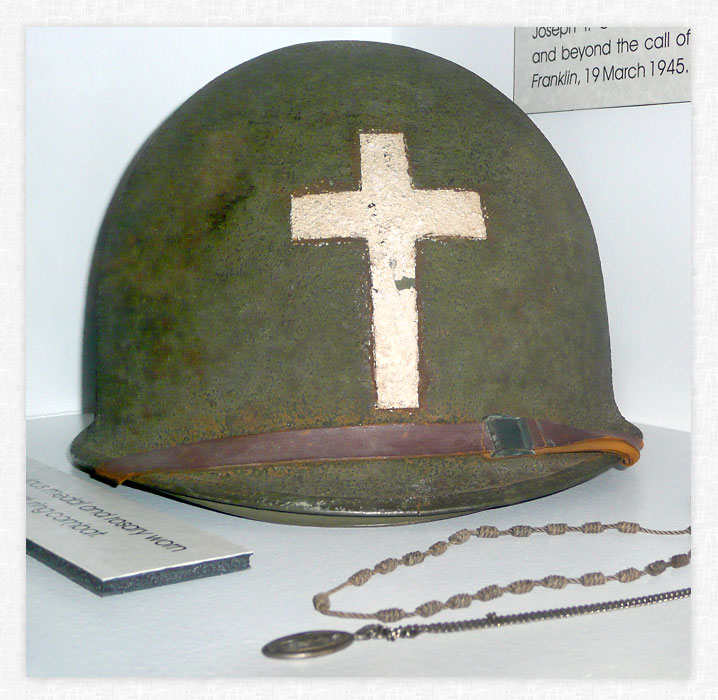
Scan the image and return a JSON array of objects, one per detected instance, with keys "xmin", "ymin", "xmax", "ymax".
[{"xmin": 71, "ymin": 41, "xmax": 642, "ymax": 525}]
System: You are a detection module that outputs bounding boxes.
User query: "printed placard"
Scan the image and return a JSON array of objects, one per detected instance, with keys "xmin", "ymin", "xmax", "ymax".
[
  {"xmin": 514, "ymin": 27, "xmax": 691, "ymax": 113},
  {"xmin": 26, "ymin": 459, "xmax": 252, "ymax": 595}
]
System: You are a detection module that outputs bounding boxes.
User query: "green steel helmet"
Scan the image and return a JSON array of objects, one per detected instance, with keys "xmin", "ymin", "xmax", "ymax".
[{"xmin": 71, "ymin": 40, "xmax": 642, "ymax": 525}]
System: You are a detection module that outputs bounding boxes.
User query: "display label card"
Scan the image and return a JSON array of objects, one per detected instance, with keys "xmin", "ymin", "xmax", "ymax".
[
  {"xmin": 26, "ymin": 459, "xmax": 252, "ymax": 595},
  {"xmin": 514, "ymin": 27, "xmax": 691, "ymax": 113}
]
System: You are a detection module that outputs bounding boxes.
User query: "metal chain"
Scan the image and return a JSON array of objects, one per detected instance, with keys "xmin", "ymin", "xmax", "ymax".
[
  {"xmin": 353, "ymin": 587, "xmax": 692, "ymax": 642},
  {"xmin": 313, "ymin": 521, "xmax": 691, "ymax": 623}
]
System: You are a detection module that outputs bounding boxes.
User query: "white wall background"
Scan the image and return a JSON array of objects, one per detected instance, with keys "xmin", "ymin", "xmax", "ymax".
[{"xmin": 26, "ymin": 27, "xmax": 690, "ymax": 431}]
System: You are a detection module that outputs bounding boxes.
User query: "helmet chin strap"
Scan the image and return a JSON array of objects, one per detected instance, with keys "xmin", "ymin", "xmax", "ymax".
[{"xmin": 95, "ymin": 415, "xmax": 642, "ymax": 486}]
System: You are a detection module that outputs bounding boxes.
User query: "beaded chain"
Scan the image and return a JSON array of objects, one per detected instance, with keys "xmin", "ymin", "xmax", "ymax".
[{"xmin": 312, "ymin": 521, "xmax": 691, "ymax": 624}]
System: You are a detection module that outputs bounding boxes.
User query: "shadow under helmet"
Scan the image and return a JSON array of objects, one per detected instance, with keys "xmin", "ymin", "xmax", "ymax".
[{"xmin": 71, "ymin": 41, "xmax": 642, "ymax": 525}]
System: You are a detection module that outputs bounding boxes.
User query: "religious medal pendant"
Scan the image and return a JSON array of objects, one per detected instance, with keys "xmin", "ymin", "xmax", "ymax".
[{"xmin": 261, "ymin": 630, "xmax": 355, "ymax": 659}]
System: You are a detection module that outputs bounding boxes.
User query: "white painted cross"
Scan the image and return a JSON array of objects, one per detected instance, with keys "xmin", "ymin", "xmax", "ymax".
[{"xmin": 291, "ymin": 132, "xmax": 487, "ymax": 409}]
